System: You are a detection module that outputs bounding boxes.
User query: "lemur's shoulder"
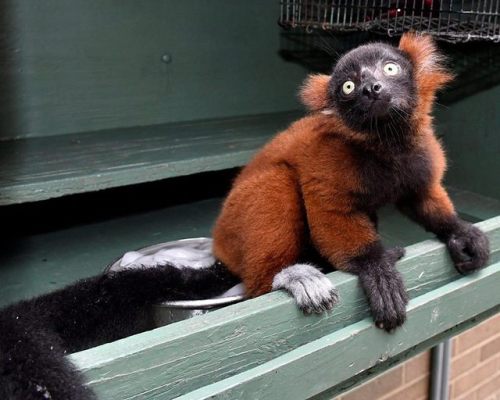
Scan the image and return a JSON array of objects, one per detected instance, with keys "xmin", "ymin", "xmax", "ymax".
[{"xmin": 235, "ymin": 113, "xmax": 355, "ymax": 183}]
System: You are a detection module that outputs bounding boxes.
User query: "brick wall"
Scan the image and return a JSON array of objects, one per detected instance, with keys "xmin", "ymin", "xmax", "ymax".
[
  {"xmin": 450, "ymin": 314, "xmax": 500, "ymax": 400},
  {"xmin": 336, "ymin": 313, "xmax": 500, "ymax": 400}
]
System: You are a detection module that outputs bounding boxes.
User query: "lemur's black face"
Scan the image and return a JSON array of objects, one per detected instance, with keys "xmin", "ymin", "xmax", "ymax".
[{"xmin": 330, "ymin": 43, "xmax": 417, "ymax": 136}]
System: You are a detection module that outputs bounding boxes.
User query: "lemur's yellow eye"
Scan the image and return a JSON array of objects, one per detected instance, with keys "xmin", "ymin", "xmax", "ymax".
[
  {"xmin": 383, "ymin": 62, "xmax": 400, "ymax": 76},
  {"xmin": 342, "ymin": 81, "xmax": 355, "ymax": 95}
]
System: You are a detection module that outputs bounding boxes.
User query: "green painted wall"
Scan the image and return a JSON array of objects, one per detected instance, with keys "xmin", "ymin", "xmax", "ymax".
[
  {"xmin": 1, "ymin": 0, "xmax": 498, "ymax": 197},
  {"xmin": 436, "ymin": 84, "xmax": 500, "ymax": 200},
  {"xmin": 0, "ymin": 1, "xmax": 306, "ymax": 139}
]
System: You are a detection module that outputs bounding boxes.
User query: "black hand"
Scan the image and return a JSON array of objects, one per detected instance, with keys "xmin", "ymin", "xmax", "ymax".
[
  {"xmin": 350, "ymin": 245, "xmax": 408, "ymax": 332},
  {"xmin": 446, "ymin": 223, "xmax": 490, "ymax": 274}
]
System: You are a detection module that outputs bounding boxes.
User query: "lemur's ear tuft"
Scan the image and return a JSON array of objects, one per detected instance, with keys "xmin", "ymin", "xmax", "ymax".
[
  {"xmin": 399, "ymin": 33, "xmax": 453, "ymax": 115},
  {"xmin": 299, "ymin": 74, "xmax": 331, "ymax": 111},
  {"xmin": 398, "ymin": 33, "xmax": 453, "ymax": 88}
]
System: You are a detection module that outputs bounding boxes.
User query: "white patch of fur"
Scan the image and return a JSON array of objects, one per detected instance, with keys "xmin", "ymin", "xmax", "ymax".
[
  {"xmin": 272, "ymin": 264, "xmax": 338, "ymax": 312},
  {"xmin": 321, "ymin": 109, "xmax": 334, "ymax": 115}
]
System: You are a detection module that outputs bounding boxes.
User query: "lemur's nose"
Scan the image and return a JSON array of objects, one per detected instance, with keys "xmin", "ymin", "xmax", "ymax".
[{"xmin": 362, "ymin": 82, "xmax": 383, "ymax": 99}]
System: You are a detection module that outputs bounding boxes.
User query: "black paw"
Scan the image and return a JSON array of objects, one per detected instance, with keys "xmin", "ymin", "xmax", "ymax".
[
  {"xmin": 272, "ymin": 264, "xmax": 339, "ymax": 314},
  {"xmin": 357, "ymin": 246, "xmax": 408, "ymax": 332},
  {"xmin": 447, "ymin": 224, "xmax": 490, "ymax": 275}
]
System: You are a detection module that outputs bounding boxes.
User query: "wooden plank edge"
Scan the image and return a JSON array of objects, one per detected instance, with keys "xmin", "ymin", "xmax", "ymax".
[
  {"xmin": 69, "ymin": 217, "xmax": 500, "ymax": 399},
  {"xmin": 174, "ymin": 262, "xmax": 500, "ymax": 400},
  {"xmin": 0, "ymin": 110, "xmax": 303, "ymax": 205},
  {"xmin": 0, "ymin": 150, "xmax": 253, "ymax": 205},
  {"xmin": 311, "ymin": 305, "xmax": 498, "ymax": 400}
]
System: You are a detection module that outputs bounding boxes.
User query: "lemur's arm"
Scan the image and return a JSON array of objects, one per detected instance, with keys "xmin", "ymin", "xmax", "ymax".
[
  {"xmin": 398, "ymin": 183, "xmax": 490, "ymax": 274},
  {"xmin": 302, "ymin": 187, "xmax": 408, "ymax": 331}
]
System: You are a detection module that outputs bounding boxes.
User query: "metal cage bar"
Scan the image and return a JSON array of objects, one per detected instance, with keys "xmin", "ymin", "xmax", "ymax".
[{"xmin": 279, "ymin": 0, "xmax": 500, "ymax": 42}]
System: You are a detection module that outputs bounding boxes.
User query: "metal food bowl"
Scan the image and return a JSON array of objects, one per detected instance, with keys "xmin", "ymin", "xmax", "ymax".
[{"xmin": 105, "ymin": 238, "xmax": 245, "ymax": 327}]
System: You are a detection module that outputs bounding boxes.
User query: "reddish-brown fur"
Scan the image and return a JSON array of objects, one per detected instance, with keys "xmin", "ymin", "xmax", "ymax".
[{"xmin": 212, "ymin": 33, "xmax": 455, "ymax": 297}]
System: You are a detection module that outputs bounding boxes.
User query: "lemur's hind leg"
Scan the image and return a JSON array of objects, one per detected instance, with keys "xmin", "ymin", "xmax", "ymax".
[{"xmin": 213, "ymin": 167, "xmax": 338, "ymax": 313}]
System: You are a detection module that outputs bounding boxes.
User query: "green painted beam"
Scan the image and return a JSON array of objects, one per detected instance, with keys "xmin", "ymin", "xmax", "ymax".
[
  {"xmin": 176, "ymin": 263, "xmax": 500, "ymax": 400},
  {"xmin": 0, "ymin": 111, "xmax": 300, "ymax": 205},
  {"xmin": 70, "ymin": 217, "xmax": 500, "ymax": 400},
  {"xmin": 310, "ymin": 306, "xmax": 498, "ymax": 400}
]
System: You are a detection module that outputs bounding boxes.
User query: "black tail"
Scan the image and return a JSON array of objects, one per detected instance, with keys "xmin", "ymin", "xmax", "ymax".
[{"xmin": 0, "ymin": 263, "xmax": 238, "ymax": 400}]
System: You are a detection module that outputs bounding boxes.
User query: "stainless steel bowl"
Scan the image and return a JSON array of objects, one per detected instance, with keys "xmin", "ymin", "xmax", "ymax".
[{"xmin": 105, "ymin": 238, "xmax": 245, "ymax": 327}]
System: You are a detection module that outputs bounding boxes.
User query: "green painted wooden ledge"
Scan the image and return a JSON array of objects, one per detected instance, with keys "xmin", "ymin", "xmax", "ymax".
[
  {"xmin": 0, "ymin": 111, "xmax": 300, "ymax": 205},
  {"xmin": 70, "ymin": 216, "xmax": 500, "ymax": 400},
  {"xmin": 178, "ymin": 265, "xmax": 500, "ymax": 400}
]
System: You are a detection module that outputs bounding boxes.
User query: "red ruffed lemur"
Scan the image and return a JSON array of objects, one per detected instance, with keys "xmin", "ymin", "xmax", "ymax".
[
  {"xmin": 0, "ymin": 33, "xmax": 491, "ymax": 400},
  {"xmin": 213, "ymin": 33, "xmax": 490, "ymax": 330}
]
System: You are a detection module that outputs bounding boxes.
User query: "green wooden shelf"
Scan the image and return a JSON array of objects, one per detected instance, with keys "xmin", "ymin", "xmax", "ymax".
[
  {"xmin": 0, "ymin": 111, "xmax": 300, "ymax": 205},
  {"xmin": 176, "ymin": 265, "xmax": 500, "ymax": 400},
  {"xmin": 70, "ymin": 218, "xmax": 500, "ymax": 400}
]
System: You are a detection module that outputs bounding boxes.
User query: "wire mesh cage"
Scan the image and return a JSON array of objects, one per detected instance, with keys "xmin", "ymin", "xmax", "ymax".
[
  {"xmin": 279, "ymin": 0, "xmax": 500, "ymax": 42},
  {"xmin": 281, "ymin": 30, "xmax": 500, "ymax": 103}
]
